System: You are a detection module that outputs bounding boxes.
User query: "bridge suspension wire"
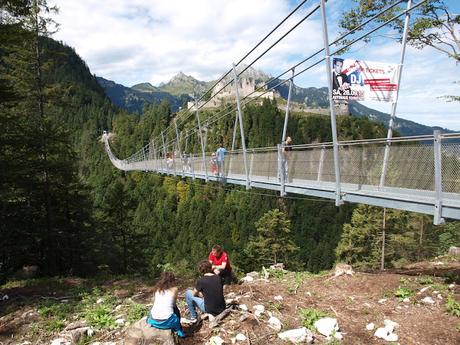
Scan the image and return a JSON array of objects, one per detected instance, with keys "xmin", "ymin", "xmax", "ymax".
[
  {"xmin": 171, "ymin": 0, "xmax": 312, "ymax": 127},
  {"xmin": 104, "ymin": 0, "xmax": 460, "ymax": 225},
  {"xmin": 150, "ymin": 0, "xmax": 421, "ymax": 156}
]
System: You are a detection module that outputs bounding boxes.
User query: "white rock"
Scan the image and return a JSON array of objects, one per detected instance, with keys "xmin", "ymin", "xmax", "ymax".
[
  {"xmin": 306, "ymin": 292, "xmax": 312, "ymax": 297},
  {"xmin": 253, "ymin": 304, "xmax": 265, "ymax": 317},
  {"xmin": 449, "ymin": 284, "xmax": 455, "ymax": 289},
  {"xmin": 374, "ymin": 327, "xmax": 389, "ymax": 339},
  {"xmin": 363, "ymin": 302, "xmax": 372, "ymax": 308},
  {"xmin": 421, "ymin": 296, "xmax": 435, "ymax": 305},
  {"xmin": 268, "ymin": 316, "xmax": 282, "ymax": 331},
  {"xmin": 114, "ymin": 305, "xmax": 122, "ymax": 311},
  {"xmin": 274, "ymin": 295, "xmax": 283, "ymax": 301},
  {"xmin": 403, "ymin": 297, "xmax": 410, "ymax": 303},
  {"xmin": 235, "ymin": 333, "xmax": 247, "ymax": 341},
  {"xmin": 384, "ymin": 319, "xmax": 399, "ymax": 330},
  {"xmin": 87, "ymin": 328, "xmax": 95, "ymax": 337},
  {"xmin": 2, "ymin": 294, "xmax": 9, "ymax": 301},
  {"xmin": 334, "ymin": 331, "xmax": 343, "ymax": 340},
  {"xmin": 278, "ymin": 327, "xmax": 313, "ymax": 343},
  {"xmin": 366, "ymin": 323, "xmax": 375, "ymax": 331},
  {"xmin": 96, "ymin": 298, "xmax": 104, "ymax": 304},
  {"xmin": 420, "ymin": 286, "xmax": 430, "ymax": 293},
  {"xmin": 437, "ymin": 294, "xmax": 443, "ymax": 300},
  {"xmin": 433, "ymin": 261, "xmax": 444, "ymax": 265},
  {"xmin": 50, "ymin": 338, "xmax": 71, "ymax": 345},
  {"xmin": 378, "ymin": 298, "xmax": 387, "ymax": 304},
  {"xmin": 20, "ymin": 342, "xmax": 32, "ymax": 345},
  {"xmin": 246, "ymin": 271, "xmax": 260, "ymax": 279},
  {"xmin": 433, "ymin": 290, "xmax": 439, "ymax": 294},
  {"xmin": 238, "ymin": 304, "xmax": 248, "ymax": 311},
  {"xmin": 314, "ymin": 317, "xmax": 339, "ymax": 337},
  {"xmin": 208, "ymin": 336, "xmax": 225, "ymax": 345},
  {"xmin": 385, "ymin": 333, "xmax": 398, "ymax": 342},
  {"xmin": 241, "ymin": 276, "xmax": 254, "ymax": 283},
  {"xmin": 115, "ymin": 318, "xmax": 125, "ymax": 326}
]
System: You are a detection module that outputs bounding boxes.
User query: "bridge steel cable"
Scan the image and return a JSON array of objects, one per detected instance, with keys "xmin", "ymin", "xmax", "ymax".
[
  {"xmin": 152, "ymin": 0, "xmax": 414, "ymax": 155},
  {"xmin": 103, "ymin": 0, "xmax": 460, "ymax": 224},
  {"xmin": 151, "ymin": 0, "xmax": 315, "ymax": 151}
]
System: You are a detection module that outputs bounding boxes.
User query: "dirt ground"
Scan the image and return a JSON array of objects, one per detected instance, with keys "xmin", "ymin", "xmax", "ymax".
[{"xmin": 1, "ymin": 261, "xmax": 459, "ymax": 345}]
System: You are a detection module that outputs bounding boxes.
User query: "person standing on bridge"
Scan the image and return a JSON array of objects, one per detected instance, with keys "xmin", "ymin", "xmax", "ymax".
[
  {"xmin": 216, "ymin": 143, "xmax": 228, "ymax": 179},
  {"xmin": 282, "ymin": 136, "xmax": 293, "ymax": 182}
]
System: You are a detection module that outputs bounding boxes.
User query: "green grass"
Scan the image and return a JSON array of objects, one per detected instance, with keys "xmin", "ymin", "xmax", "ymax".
[
  {"xmin": 394, "ymin": 286, "xmax": 415, "ymax": 300},
  {"xmin": 417, "ymin": 276, "xmax": 434, "ymax": 285},
  {"xmin": 127, "ymin": 302, "xmax": 148, "ymax": 323},
  {"xmin": 298, "ymin": 308, "xmax": 329, "ymax": 330},
  {"xmin": 446, "ymin": 295, "xmax": 460, "ymax": 317}
]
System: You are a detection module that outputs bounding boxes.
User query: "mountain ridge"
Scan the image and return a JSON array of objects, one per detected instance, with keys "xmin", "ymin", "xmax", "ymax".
[{"xmin": 97, "ymin": 72, "xmax": 455, "ymax": 136}]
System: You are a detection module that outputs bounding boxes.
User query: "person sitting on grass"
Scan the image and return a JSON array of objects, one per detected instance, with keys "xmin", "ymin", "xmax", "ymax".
[
  {"xmin": 147, "ymin": 271, "xmax": 185, "ymax": 338},
  {"xmin": 208, "ymin": 244, "xmax": 232, "ymax": 285},
  {"xmin": 185, "ymin": 260, "xmax": 226, "ymax": 323}
]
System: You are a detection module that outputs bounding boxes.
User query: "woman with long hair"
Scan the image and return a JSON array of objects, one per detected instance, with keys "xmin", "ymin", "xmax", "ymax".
[{"xmin": 146, "ymin": 271, "xmax": 185, "ymax": 338}]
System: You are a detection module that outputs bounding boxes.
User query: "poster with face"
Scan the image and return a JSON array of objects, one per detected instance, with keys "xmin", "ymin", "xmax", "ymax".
[{"xmin": 332, "ymin": 58, "xmax": 399, "ymax": 103}]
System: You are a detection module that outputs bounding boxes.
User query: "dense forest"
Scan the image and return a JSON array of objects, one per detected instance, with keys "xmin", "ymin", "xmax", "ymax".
[{"xmin": 1, "ymin": 0, "xmax": 459, "ymax": 284}]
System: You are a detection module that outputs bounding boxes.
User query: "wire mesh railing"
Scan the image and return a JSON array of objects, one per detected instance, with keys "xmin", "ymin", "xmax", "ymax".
[{"xmin": 104, "ymin": 132, "xmax": 460, "ymax": 198}]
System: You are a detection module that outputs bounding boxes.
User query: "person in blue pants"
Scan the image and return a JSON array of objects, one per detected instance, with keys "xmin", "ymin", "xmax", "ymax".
[{"xmin": 185, "ymin": 260, "xmax": 226, "ymax": 322}]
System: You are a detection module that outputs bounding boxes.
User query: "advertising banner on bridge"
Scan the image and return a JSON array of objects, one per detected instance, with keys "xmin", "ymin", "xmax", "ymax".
[{"xmin": 332, "ymin": 58, "xmax": 399, "ymax": 103}]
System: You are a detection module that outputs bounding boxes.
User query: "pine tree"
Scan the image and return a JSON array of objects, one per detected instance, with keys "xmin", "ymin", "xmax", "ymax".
[{"xmin": 245, "ymin": 209, "xmax": 299, "ymax": 269}]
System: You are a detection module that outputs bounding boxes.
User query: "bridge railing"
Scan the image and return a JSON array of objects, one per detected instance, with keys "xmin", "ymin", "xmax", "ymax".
[{"xmin": 105, "ymin": 132, "xmax": 460, "ymax": 197}]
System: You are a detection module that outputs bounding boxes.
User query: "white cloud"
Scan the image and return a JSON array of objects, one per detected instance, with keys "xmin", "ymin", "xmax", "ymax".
[{"xmin": 51, "ymin": 0, "xmax": 459, "ymax": 131}]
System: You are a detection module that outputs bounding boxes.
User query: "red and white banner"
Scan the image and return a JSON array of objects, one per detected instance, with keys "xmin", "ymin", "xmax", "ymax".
[{"xmin": 332, "ymin": 58, "xmax": 399, "ymax": 102}]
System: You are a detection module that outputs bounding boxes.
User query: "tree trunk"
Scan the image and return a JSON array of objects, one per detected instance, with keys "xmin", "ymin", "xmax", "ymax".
[{"xmin": 380, "ymin": 208, "xmax": 386, "ymax": 271}]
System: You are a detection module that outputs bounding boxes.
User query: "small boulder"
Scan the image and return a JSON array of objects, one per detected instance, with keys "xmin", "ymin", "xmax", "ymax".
[
  {"xmin": 448, "ymin": 246, "xmax": 460, "ymax": 256},
  {"xmin": 334, "ymin": 263, "xmax": 354, "ymax": 277},
  {"xmin": 207, "ymin": 336, "xmax": 225, "ymax": 345},
  {"xmin": 50, "ymin": 338, "xmax": 71, "ymax": 345},
  {"xmin": 314, "ymin": 317, "xmax": 339, "ymax": 338},
  {"xmin": 366, "ymin": 323, "xmax": 375, "ymax": 331},
  {"xmin": 278, "ymin": 327, "xmax": 313, "ymax": 344},
  {"xmin": 253, "ymin": 304, "xmax": 265, "ymax": 317},
  {"xmin": 115, "ymin": 318, "xmax": 125, "ymax": 326},
  {"xmin": 241, "ymin": 276, "xmax": 254, "ymax": 283},
  {"xmin": 238, "ymin": 304, "xmax": 248, "ymax": 311},
  {"xmin": 268, "ymin": 316, "xmax": 282, "ymax": 331},
  {"xmin": 235, "ymin": 333, "xmax": 247, "ymax": 341},
  {"xmin": 421, "ymin": 296, "xmax": 435, "ymax": 305},
  {"xmin": 246, "ymin": 271, "xmax": 260, "ymax": 279},
  {"xmin": 270, "ymin": 263, "xmax": 284, "ymax": 270}
]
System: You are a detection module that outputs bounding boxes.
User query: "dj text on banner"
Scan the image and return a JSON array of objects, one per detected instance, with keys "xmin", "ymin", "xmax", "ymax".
[{"xmin": 332, "ymin": 58, "xmax": 398, "ymax": 103}]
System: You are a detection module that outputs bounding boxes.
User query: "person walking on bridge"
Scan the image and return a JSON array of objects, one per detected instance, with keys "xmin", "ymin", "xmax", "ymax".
[{"xmin": 216, "ymin": 143, "xmax": 227, "ymax": 179}]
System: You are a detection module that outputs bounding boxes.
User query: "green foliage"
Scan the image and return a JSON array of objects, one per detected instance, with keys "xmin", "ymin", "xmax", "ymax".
[
  {"xmin": 417, "ymin": 276, "xmax": 434, "ymax": 285},
  {"xmin": 336, "ymin": 206, "xmax": 439, "ymax": 269},
  {"xmin": 299, "ymin": 308, "xmax": 329, "ymax": 330},
  {"xmin": 127, "ymin": 303, "xmax": 148, "ymax": 323},
  {"xmin": 437, "ymin": 222, "xmax": 460, "ymax": 255},
  {"xmin": 394, "ymin": 286, "xmax": 415, "ymax": 300},
  {"xmin": 245, "ymin": 209, "xmax": 299, "ymax": 269},
  {"xmin": 446, "ymin": 296, "xmax": 460, "ymax": 317}
]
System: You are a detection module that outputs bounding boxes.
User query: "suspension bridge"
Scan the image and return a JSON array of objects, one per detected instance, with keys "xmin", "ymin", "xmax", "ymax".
[{"xmin": 102, "ymin": 0, "xmax": 460, "ymax": 225}]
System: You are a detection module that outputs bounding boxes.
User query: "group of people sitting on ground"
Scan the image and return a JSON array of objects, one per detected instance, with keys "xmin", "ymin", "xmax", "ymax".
[{"xmin": 146, "ymin": 245, "xmax": 232, "ymax": 338}]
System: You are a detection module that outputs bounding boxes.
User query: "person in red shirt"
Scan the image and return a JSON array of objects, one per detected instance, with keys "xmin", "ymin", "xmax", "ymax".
[{"xmin": 208, "ymin": 244, "xmax": 232, "ymax": 284}]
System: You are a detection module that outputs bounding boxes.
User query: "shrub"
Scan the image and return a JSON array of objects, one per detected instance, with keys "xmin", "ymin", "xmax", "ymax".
[{"xmin": 299, "ymin": 308, "xmax": 329, "ymax": 330}]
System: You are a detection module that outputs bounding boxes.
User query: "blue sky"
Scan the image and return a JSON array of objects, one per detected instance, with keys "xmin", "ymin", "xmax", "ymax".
[{"xmin": 52, "ymin": 0, "xmax": 459, "ymax": 130}]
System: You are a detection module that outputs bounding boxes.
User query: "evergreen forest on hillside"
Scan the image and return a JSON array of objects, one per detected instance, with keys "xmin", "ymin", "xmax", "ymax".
[{"xmin": 1, "ymin": 1, "xmax": 459, "ymax": 285}]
